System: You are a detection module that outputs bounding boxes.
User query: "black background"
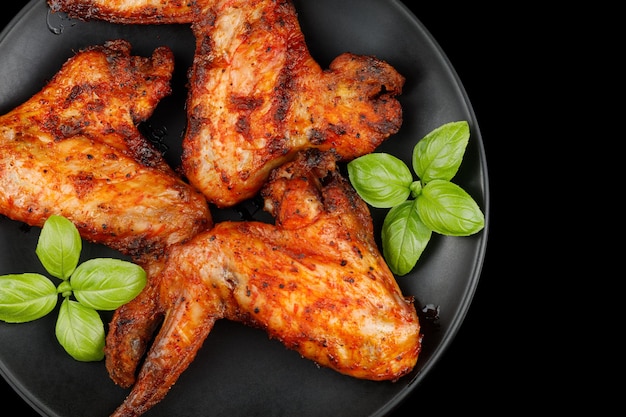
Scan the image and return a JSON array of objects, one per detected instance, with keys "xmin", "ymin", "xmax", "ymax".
[{"xmin": 2, "ymin": 1, "xmax": 515, "ymax": 415}]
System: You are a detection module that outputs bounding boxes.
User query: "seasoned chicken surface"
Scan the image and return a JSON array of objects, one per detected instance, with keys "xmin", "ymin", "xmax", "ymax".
[
  {"xmin": 48, "ymin": 0, "xmax": 405, "ymax": 207},
  {"xmin": 0, "ymin": 40, "xmax": 211, "ymax": 262},
  {"xmin": 105, "ymin": 150, "xmax": 421, "ymax": 417},
  {"xmin": 48, "ymin": 0, "xmax": 197, "ymax": 24},
  {"xmin": 183, "ymin": 0, "xmax": 405, "ymax": 207}
]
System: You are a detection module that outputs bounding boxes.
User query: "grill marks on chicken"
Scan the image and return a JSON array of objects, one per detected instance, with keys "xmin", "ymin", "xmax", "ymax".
[
  {"xmin": 0, "ymin": 40, "xmax": 212, "ymax": 261},
  {"xmin": 49, "ymin": 0, "xmax": 405, "ymax": 207},
  {"xmin": 106, "ymin": 150, "xmax": 421, "ymax": 417},
  {"xmin": 185, "ymin": 0, "xmax": 405, "ymax": 207}
]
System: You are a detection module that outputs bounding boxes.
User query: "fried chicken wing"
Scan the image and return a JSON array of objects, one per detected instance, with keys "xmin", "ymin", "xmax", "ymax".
[
  {"xmin": 48, "ymin": 0, "xmax": 405, "ymax": 207},
  {"xmin": 0, "ymin": 40, "xmax": 211, "ymax": 262},
  {"xmin": 106, "ymin": 150, "xmax": 421, "ymax": 417}
]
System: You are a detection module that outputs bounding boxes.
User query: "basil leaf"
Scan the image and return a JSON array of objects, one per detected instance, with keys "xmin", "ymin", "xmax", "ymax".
[
  {"xmin": 381, "ymin": 200, "xmax": 432, "ymax": 276},
  {"xmin": 413, "ymin": 121, "xmax": 470, "ymax": 183},
  {"xmin": 417, "ymin": 179, "xmax": 485, "ymax": 236},
  {"xmin": 0, "ymin": 273, "xmax": 58, "ymax": 323},
  {"xmin": 55, "ymin": 298, "xmax": 105, "ymax": 362},
  {"xmin": 36, "ymin": 215, "xmax": 82, "ymax": 280},
  {"xmin": 71, "ymin": 258, "xmax": 146, "ymax": 310},
  {"xmin": 347, "ymin": 153, "xmax": 413, "ymax": 208}
]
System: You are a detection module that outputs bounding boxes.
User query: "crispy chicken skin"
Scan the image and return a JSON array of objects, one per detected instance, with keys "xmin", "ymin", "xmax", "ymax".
[
  {"xmin": 0, "ymin": 40, "xmax": 211, "ymax": 262},
  {"xmin": 48, "ymin": 0, "xmax": 405, "ymax": 207},
  {"xmin": 106, "ymin": 150, "xmax": 421, "ymax": 417},
  {"xmin": 48, "ymin": 0, "xmax": 197, "ymax": 24},
  {"xmin": 183, "ymin": 0, "xmax": 405, "ymax": 207}
]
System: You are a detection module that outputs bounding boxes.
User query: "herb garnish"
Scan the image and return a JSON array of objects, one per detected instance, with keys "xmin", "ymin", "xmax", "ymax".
[
  {"xmin": 347, "ymin": 121, "xmax": 484, "ymax": 276},
  {"xmin": 0, "ymin": 215, "xmax": 146, "ymax": 361}
]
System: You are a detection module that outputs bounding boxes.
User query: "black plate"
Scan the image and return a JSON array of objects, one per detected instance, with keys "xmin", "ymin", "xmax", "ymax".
[{"xmin": 0, "ymin": 1, "xmax": 489, "ymax": 416}]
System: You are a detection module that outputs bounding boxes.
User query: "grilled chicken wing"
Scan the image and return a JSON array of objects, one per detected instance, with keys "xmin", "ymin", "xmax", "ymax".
[
  {"xmin": 48, "ymin": 0, "xmax": 405, "ymax": 207},
  {"xmin": 105, "ymin": 150, "xmax": 421, "ymax": 417},
  {"xmin": 183, "ymin": 0, "xmax": 405, "ymax": 207},
  {"xmin": 0, "ymin": 40, "xmax": 211, "ymax": 262}
]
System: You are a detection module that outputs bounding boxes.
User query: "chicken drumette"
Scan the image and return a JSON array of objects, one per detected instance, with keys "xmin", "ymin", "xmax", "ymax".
[{"xmin": 105, "ymin": 150, "xmax": 421, "ymax": 417}]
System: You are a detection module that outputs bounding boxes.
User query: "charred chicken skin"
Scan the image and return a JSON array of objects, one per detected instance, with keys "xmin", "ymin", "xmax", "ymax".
[
  {"xmin": 105, "ymin": 150, "xmax": 421, "ymax": 417},
  {"xmin": 0, "ymin": 40, "xmax": 211, "ymax": 262},
  {"xmin": 48, "ymin": 0, "xmax": 197, "ymax": 24},
  {"xmin": 49, "ymin": 0, "xmax": 405, "ymax": 207},
  {"xmin": 183, "ymin": 0, "xmax": 405, "ymax": 207}
]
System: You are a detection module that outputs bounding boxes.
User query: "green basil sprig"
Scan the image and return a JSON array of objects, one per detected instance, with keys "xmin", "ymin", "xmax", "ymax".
[
  {"xmin": 347, "ymin": 121, "xmax": 484, "ymax": 276},
  {"xmin": 0, "ymin": 215, "xmax": 146, "ymax": 361}
]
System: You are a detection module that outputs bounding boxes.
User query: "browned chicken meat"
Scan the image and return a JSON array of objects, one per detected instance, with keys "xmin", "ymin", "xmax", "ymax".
[
  {"xmin": 49, "ymin": 0, "xmax": 405, "ymax": 207},
  {"xmin": 105, "ymin": 150, "xmax": 421, "ymax": 417},
  {"xmin": 183, "ymin": 0, "xmax": 405, "ymax": 207},
  {"xmin": 0, "ymin": 39, "xmax": 211, "ymax": 262},
  {"xmin": 48, "ymin": 0, "xmax": 197, "ymax": 24}
]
